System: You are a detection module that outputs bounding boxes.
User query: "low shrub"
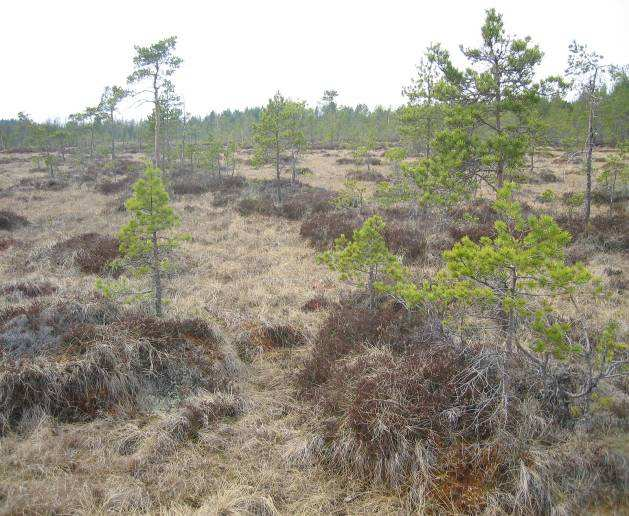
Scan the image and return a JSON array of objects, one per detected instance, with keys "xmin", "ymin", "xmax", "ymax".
[
  {"xmin": 0, "ymin": 210, "xmax": 29, "ymax": 231},
  {"xmin": 237, "ymin": 196, "xmax": 276, "ymax": 217},
  {"xmin": 556, "ymin": 212, "xmax": 629, "ymax": 252},
  {"xmin": 382, "ymin": 220, "xmax": 427, "ymax": 261},
  {"xmin": 302, "ymin": 296, "xmax": 331, "ymax": 312},
  {"xmin": 336, "ymin": 157, "xmax": 355, "ymax": 165},
  {"xmin": 0, "ymin": 307, "xmax": 234, "ymax": 432},
  {"xmin": 345, "ymin": 170, "xmax": 387, "ymax": 182},
  {"xmin": 97, "ymin": 176, "xmax": 134, "ymax": 195},
  {"xmin": 235, "ymin": 324, "xmax": 307, "ymax": 362},
  {"xmin": 171, "ymin": 178, "xmax": 211, "ymax": 195},
  {"xmin": 237, "ymin": 182, "xmax": 334, "ymax": 220},
  {"xmin": 297, "ymin": 297, "xmax": 628, "ymax": 513},
  {"xmin": 50, "ymin": 233, "xmax": 120, "ymax": 275},
  {"xmin": 300, "ymin": 211, "xmax": 364, "ymax": 250},
  {"xmin": 298, "ymin": 298, "xmax": 442, "ymax": 391},
  {"xmin": 2, "ymin": 281, "xmax": 57, "ymax": 298},
  {"xmin": 0, "ymin": 237, "xmax": 21, "ymax": 251}
]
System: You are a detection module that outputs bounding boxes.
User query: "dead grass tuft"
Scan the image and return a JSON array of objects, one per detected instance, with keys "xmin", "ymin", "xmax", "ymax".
[
  {"xmin": 302, "ymin": 295, "xmax": 331, "ymax": 312},
  {"xmin": 345, "ymin": 169, "xmax": 387, "ymax": 182},
  {"xmin": 0, "ymin": 237, "xmax": 22, "ymax": 252},
  {"xmin": 49, "ymin": 232, "xmax": 120, "ymax": 275},
  {"xmin": 97, "ymin": 176, "xmax": 134, "ymax": 195},
  {"xmin": 0, "ymin": 210, "xmax": 29, "ymax": 231},
  {"xmin": 0, "ymin": 308, "xmax": 235, "ymax": 432},
  {"xmin": 2, "ymin": 281, "xmax": 57, "ymax": 298}
]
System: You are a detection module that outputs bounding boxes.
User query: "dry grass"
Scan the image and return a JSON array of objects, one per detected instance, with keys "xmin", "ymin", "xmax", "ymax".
[{"xmin": 0, "ymin": 148, "xmax": 626, "ymax": 514}]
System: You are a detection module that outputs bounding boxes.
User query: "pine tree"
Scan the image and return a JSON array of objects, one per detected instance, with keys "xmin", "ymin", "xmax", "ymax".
[
  {"xmin": 98, "ymin": 166, "xmax": 185, "ymax": 317},
  {"xmin": 318, "ymin": 215, "xmax": 406, "ymax": 307}
]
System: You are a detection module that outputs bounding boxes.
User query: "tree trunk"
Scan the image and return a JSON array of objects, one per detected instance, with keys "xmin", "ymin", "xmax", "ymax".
[
  {"xmin": 90, "ymin": 124, "xmax": 95, "ymax": 161},
  {"xmin": 153, "ymin": 73, "xmax": 161, "ymax": 168},
  {"xmin": 530, "ymin": 143, "xmax": 535, "ymax": 173},
  {"xmin": 496, "ymin": 107, "xmax": 504, "ymax": 188},
  {"xmin": 152, "ymin": 230, "xmax": 163, "ymax": 317},
  {"xmin": 584, "ymin": 90, "xmax": 595, "ymax": 227},
  {"xmin": 110, "ymin": 109, "xmax": 116, "ymax": 161},
  {"xmin": 276, "ymin": 145, "xmax": 282, "ymax": 204}
]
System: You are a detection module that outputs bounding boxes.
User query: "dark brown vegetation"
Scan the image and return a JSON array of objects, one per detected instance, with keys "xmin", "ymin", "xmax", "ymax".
[
  {"xmin": 0, "ymin": 237, "xmax": 22, "ymax": 252},
  {"xmin": 97, "ymin": 175, "xmax": 134, "ymax": 194},
  {"xmin": 49, "ymin": 233, "xmax": 120, "ymax": 275},
  {"xmin": 235, "ymin": 324, "xmax": 307, "ymax": 362},
  {"xmin": 0, "ymin": 210, "xmax": 29, "ymax": 231},
  {"xmin": 301, "ymin": 295, "xmax": 331, "ymax": 312},
  {"xmin": 2, "ymin": 281, "xmax": 57, "ymax": 298},
  {"xmin": 300, "ymin": 210, "xmax": 427, "ymax": 261},
  {"xmin": 237, "ymin": 180, "xmax": 334, "ymax": 220},
  {"xmin": 0, "ymin": 303, "xmax": 236, "ymax": 433},
  {"xmin": 297, "ymin": 296, "xmax": 628, "ymax": 513},
  {"xmin": 556, "ymin": 212, "xmax": 629, "ymax": 253},
  {"xmin": 345, "ymin": 169, "xmax": 387, "ymax": 182}
]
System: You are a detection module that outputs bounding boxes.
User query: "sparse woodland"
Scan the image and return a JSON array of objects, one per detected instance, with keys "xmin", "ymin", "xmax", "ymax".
[{"xmin": 1, "ymin": 8, "xmax": 628, "ymax": 515}]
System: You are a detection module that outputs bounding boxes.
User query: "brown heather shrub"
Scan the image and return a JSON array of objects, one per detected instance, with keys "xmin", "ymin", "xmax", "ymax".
[
  {"xmin": 97, "ymin": 175, "xmax": 134, "ymax": 194},
  {"xmin": 556, "ymin": 212, "xmax": 629, "ymax": 252},
  {"xmin": 448, "ymin": 221, "xmax": 495, "ymax": 242},
  {"xmin": 0, "ymin": 308, "xmax": 236, "ymax": 432},
  {"xmin": 345, "ymin": 169, "xmax": 387, "ymax": 182},
  {"xmin": 0, "ymin": 210, "xmax": 29, "ymax": 231},
  {"xmin": 0, "ymin": 237, "xmax": 21, "ymax": 252},
  {"xmin": 297, "ymin": 298, "xmax": 628, "ymax": 513},
  {"xmin": 300, "ymin": 211, "xmax": 364, "ymax": 250},
  {"xmin": 235, "ymin": 324, "xmax": 307, "ymax": 362},
  {"xmin": 382, "ymin": 220, "xmax": 427, "ymax": 261},
  {"xmin": 336, "ymin": 157, "xmax": 355, "ymax": 165},
  {"xmin": 2, "ymin": 281, "xmax": 57, "ymax": 298},
  {"xmin": 238, "ymin": 182, "xmax": 333, "ymax": 220},
  {"xmin": 448, "ymin": 199, "xmax": 499, "ymax": 243},
  {"xmin": 523, "ymin": 168, "xmax": 560, "ymax": 184},
  {"xmin": 0, "ymin": 302, "xmax": 43, "ymax": 328},
  {"xmin": 300, "ymin": 211, "xmax": 426, "ymax": 259},
  {"xmin": 237, "ymin": 196, "xmax": 276, "ymax": 217},
  {"xmin": 18, "ymin": 177, "xmax": 68, "ymax": 191},
  {"xmin": 50, "ymin": 232, "xmax": 120, "ymax": 275},
  {"xmin": 298, "ymin": 298, "xmax": 443, "ymax": 391},
  {"xmin": 302, "ymin": 295, "xmax": 331, "ymax": 312}
]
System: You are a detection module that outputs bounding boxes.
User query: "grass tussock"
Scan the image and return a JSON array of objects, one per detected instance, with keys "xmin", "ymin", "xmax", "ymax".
[
  {"xmin": 0, "ymin": 237, "xmax": 22, "ymax": 252},
  {"xmin": 0, "ymin": 210, "xmax": 29, "ymax": 231},
  {"xmin": 236, "ymin": 324, "xmax": 308, "ymax": 362},
  {"xmin": 49, "ymin": 232, "xmax": 120, "ymax": 275},
  {"xmin": 345, "ymin": 169, "xmax": 387, "ymax": 182},
  {"xmin": 2, "ymin": 281, "xmax": 57, "ymax": 298},
  {"xmin": 0, "ymin": 304, "xmax": 237, "ymax": 433},
  {"xmin": 297, "ymin": 297, "xmax": 628, "ymax": 513}
]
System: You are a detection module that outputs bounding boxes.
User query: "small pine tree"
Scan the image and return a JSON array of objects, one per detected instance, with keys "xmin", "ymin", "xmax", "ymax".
[
  {"xmin": 97, "ymin": 166, "xmax": 185, "ymax": 316},
  {"xmin": 599, "ymin": 143, "xmax": 628, "ymax": 212},
  {"xmin": 390, "ymin": 183, "xmax": 627, "ymax": 410},
  {"xmin": 317, "ymin": 215, "xmax": 406, "ymax": 307}
]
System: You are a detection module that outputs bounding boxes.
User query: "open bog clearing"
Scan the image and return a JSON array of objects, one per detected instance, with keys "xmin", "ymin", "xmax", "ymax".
[
  {"xmin": 1, "ymin": 2, "xmax": 628, "ymax": 514},
  {"xmin": 0, "ymin": 147, "xmax": 627, "ymax": 514}
]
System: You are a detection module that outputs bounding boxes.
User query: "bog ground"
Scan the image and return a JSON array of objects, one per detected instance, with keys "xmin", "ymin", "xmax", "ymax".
[{"xmin": 0, "ymin": 148, "xmax": 627, "ymax": 514}]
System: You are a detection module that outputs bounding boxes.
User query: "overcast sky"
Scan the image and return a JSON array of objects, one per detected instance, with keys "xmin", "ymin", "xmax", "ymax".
[{"xmin": 1, "ymin": 0, "xmax": 627, "ymax": 122}]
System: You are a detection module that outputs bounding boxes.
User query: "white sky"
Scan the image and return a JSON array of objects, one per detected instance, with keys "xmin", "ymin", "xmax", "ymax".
[{"xmin": 1, "ymin": 0, "xmax": 627, "ymax": 122}]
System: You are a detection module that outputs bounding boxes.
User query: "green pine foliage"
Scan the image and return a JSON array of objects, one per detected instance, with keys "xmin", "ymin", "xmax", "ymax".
[
  {"xmin": 97, "ymin": 166, "xmax": 187, "ymax": 316},
  {"xmin": 317, "ymin": 215, "xmax": 406, "ymax": 307}
]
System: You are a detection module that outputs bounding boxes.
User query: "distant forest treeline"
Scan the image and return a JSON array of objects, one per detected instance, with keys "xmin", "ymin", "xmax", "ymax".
[{"xmin": 1, "ymin": 70, "xmax": 627, "ymax": 160}]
